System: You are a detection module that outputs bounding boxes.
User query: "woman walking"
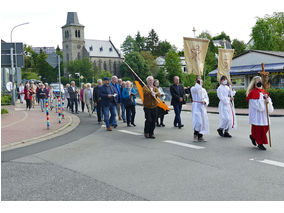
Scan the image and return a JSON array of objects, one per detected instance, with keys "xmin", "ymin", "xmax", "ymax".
[
  {"xmin": 19, "ymin": 83, "xmax": 25, "ymax": 104},
  {"xmin": 154, "ymin": 79, "xmax": 167, "ymax": 127},
  {"xmin": 80, "ymin": 83, "xmax": 86, "ymax": 112},
  {"xmin": 38, "ymin": 84, "xmax": 47, "ymax": 112},
  {"xmin": 24, "ymin": 83, "xmax": 33, "ymax": 110},
  {"xmin": 122, "ymin": 81, "xmax": 137, "ymax": 127}
]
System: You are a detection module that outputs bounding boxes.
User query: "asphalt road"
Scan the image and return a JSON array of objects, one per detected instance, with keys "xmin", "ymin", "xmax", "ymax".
[{"xmin": 2, "ymin": 106, "xmax": 284, "ymax": 201}]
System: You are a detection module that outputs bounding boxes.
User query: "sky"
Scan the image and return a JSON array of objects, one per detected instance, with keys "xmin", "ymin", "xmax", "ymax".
[{"xmin": 0, "ymin": 0, "xmax": 283, "ymax": 52}]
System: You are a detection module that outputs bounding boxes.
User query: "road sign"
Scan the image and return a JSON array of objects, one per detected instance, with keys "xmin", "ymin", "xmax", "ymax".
[{"xmin": 46, "ymin": 52, "xmax": 58, "ymax": 68}]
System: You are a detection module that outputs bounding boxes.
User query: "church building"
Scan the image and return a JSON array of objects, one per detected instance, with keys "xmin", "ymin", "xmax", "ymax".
[{"xmin": 61, "ymin": 12, "xmax": 123, "ymax": 76}]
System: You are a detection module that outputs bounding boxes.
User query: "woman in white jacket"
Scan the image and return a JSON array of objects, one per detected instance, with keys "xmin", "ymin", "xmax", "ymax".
[
  {"xmin": 246, "ymin": 76, "xmax": 273, "ymax": 151},
  {"xmin": 217, "ymin": 76, "xmax": 237, "ymax": 138}
]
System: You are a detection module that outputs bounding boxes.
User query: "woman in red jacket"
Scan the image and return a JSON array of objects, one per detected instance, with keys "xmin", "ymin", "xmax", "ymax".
[{"xmin": 24, "ymin": 83, "xmax": 34, "ymax": 110}]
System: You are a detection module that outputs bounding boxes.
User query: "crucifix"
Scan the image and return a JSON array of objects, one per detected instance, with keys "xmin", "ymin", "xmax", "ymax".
[
  {"xmin": 192, "ymin": 27, "xmax": 196, "ymax": 38},
  {"xmin": 258, "ymin": 63, "xmax": 270, "ymax": 89},
  {"xmin": 223, "ymin": 38, "xmax": 226, "ymax": 49}
]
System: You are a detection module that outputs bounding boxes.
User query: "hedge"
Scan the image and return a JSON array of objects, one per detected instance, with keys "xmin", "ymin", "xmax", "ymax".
[
  {"xmin": 1, "ymin": 108, "xmax": 8, "ymax": 114},
  {"xmin": 207, "ymin": 89, "xmax": 284, "ymax": 109},
  {"xmin": 1, "ymin": 94, "xmax": 12, "ymax": 105}
]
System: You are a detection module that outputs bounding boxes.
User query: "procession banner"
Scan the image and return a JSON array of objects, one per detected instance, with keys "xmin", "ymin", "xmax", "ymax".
[
  {"xmin": 183, "ymin": 37, "xmax": 210, "ymax": 76},
  {"xmin": 217, "ymin": 48, "xmax": 234, "ymax": 83}
]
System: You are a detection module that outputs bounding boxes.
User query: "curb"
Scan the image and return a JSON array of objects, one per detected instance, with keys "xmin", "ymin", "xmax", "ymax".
[{"xmin": 1, "ymin": 112, "xmax": 80, "ymax": 152}]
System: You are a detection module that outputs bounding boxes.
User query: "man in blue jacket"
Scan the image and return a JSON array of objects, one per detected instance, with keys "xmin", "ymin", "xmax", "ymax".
[
  {"xmin": 110, "ymin": 76, "xmax": 121, "ymax": 127},
  {"xmin": 99, "ymin": 77, "xmax": 117, "ymax": 131}
]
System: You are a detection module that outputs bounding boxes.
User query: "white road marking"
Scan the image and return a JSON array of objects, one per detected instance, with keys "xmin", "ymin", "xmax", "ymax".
[
  {"xmin": 117, "ymin": 130, "xmax": 143, "ymax": 136},
  {"xmin": 250, "ymin": 158, "xmax": 284, "ymax": 168},
  {"xmin": 2, "ymin": 111, "xmax": 28, "ymax": 128},
  {"xmin": 163, "ymin": 140, "xmax": 205, "ymax": 149},
  {"xmin": 15, "ymin": 108, "xmax": 26, "ymax": 111}
]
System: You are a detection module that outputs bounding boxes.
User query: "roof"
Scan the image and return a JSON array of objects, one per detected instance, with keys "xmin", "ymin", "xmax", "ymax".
[
  {"xmin": 84, "ymin": 39, "xmax": 121, "ymax": 58},
  {"xmin": 209, "ymin": 62, "xmax": 284, "ymax": 76},
  {"xmin": 62, "ymin": 12, "xmax": 84, "ymax": 28},
  {"xmin": 213, "ymin": 40, "xmax": 232, "ymax": 49},
  {"xmin": 234, "ymin": 50, "xmax": 284, "ymax": 59}
]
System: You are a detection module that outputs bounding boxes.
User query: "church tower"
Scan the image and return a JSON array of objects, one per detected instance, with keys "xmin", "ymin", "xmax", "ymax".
[{"xmin": 62, "ymin": 12, "xmax": 85, "ymax": 66}]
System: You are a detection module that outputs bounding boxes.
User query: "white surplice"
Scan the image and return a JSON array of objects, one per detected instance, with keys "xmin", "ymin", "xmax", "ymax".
[
  {"xmin": 217, "ymin": 84, "xmax": 237, "ymax": 130},
  {"xmin": 190, "ymin": 83, "xmax": 209, "ymax": 135}
]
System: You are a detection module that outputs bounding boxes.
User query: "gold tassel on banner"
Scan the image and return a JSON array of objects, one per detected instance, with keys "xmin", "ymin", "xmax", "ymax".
[
  {"xmin": 183, "ymin": 37, "xmax": 210, "ymax": 76},
  {"xmin": 217, "ymin": 48, "xmax": 234, "ymax": 83}
]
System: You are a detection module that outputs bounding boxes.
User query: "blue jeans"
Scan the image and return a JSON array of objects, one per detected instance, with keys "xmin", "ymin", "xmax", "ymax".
[
  {"xmin": 173, "ymin": 103, "xmax": 182, "ymax": 126},
  {"xmin": 40, "ymin": 98, "xmax": 45, "ymax": 112},
  {"xmin": 121, "ymin": 103, "xmax": 126, "ymax": 121},
  {"xmin": 103, "ymin": 102, "xmax": 117, "ymax": 128}
]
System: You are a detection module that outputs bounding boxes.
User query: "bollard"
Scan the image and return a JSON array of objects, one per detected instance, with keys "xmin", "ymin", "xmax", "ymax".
[
  {"xmin": 62, "ymin": 93, "xmax": 65, "ymax": 119},
  {"xmin": 58, "ymin": 96, "xmax": 61, "ymax": 123},
  {"xmin": 45, "ymin": 98, "xmax": 50, "ymax": 129}
]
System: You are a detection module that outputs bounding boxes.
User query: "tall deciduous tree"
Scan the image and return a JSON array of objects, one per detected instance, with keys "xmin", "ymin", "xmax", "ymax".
[
  {"xmin": 165, "ymin": 50, "xmax": 183, "ymax": 83},
  {"xmin": 231, "ymin": 39, "xmax": 246, "ymax": 56},
  {"xmin": 251, "ymin": 12, "xmax": 284, "ymax": 51},
  {"xmin": 140, "ymin": 51, "xmax": 159, "ymax": 77},
  {"xmin": 154, "ymin": 40, "xmax": 173, "ymax": 56},
  {"xmin": 121, "ymin": 35, "xmax": 138, "ymax": 55}
]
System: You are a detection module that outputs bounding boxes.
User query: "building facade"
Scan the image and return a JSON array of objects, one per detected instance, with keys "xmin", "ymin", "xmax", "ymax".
[{"xmin": 62, "ymin": 12, "xmax": 123, "ymax": 76}]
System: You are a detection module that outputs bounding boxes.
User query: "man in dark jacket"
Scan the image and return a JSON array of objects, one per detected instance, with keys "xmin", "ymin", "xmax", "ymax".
[
  {"xmin": 99, "ymin": 77, "xmax": 117, "ymax": 131},
  {"xmin": 93, "ymin": 79, "xmax": 103, "ymax": 124},
  {"xmin": 68, "ymin": 81, "xmax": 79, "ymax": 114},
  {"xmin": 170, "ymin": 76, "xmax": 185, "ymax": 128}
]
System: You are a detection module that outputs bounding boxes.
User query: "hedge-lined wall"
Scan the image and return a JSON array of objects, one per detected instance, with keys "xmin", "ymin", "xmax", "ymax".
[
  {"xmin": 1, "ymin": 95, "xmax": 12, "ymax": 105},
  {"xmin": 207, "ymin": 89, "xmax": 284, "ymax": 109}
]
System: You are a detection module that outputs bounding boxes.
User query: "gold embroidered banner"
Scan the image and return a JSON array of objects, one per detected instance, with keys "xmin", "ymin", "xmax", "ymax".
[
  {"xmin": 217, "ymin": 48, "xmax": 234, "ymax": 83},
  {"xmin": 183, "ymin": 37, "xmax": 210, "ymax": 76}
]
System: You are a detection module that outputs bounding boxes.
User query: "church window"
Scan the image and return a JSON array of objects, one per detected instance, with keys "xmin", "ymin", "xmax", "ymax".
[
  {"xmin": 109, "ymin": 60, "xmax": 112, "ymax": 72},
  {"xmin": 77, "ymin": 52, "xmax": 81, "ymax": 60},
  {"xmin": 109, "ymin": 47, "xmax": 113, "ymax": 52},
  {"xmin": 66, "ymin": 45, "xmax": 68, "ymax": 49},
  {"xmin": 103, "ymin": 61, "xmax": 107, "ymax": 70},
  {"xmin": 66, "ymin": 53, "xmax": 69, "ymax": 62},
  {"xmin": 100, "ymin": 47, "xmax": 103, "ymax": 52},
  {"xmin": 75, "ymin": 30, "xmax": 78, "ymax": 38},
  {"xmin": 98, "ymin": 60, "xmax": 102, "ymax": 71},
  {"xmin": 89, "ymin": 46, "xmax": 93, "ymax": 51},
  {"xmin": 78, "ymin": 30, "xmax": 80, "ymax": 38}
]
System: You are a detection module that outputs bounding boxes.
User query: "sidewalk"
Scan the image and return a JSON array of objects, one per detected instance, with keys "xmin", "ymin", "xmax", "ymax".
[
  {"xmin": 136, "ymin": 98, "xmax": 284, "ymax": 117},
  {"xmin": 1, "ymin": 101, "xmax": 79, "ymax": 151}
]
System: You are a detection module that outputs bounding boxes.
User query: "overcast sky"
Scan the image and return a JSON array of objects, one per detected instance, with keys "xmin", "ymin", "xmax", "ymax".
[{"xmin": 0, "ymin": 0, "xmax": 283, "ymax": 52}]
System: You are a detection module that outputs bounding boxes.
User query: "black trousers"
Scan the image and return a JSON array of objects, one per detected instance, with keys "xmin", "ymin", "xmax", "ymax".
[
  {"xmin": 67, "ymin": 98, "xmax": 71, "ymax": 109},
  {"xmin": 126, "ymin": 105, "xmax": 136, "ymax": 125},
  {"xmin": 81, "ymin": 101, "xmax": 85, "ymax": 112},
  {"xmin": 96, "ymin": 101, "xmax": 103, "ymax": 122},
  {"xmin": 144, "ymin": 107, "xmax": 157, "ymax": 136},
  {"xmin": 70, "ymin": 98, "xmax": 78, "ymax": 113},
  {"xmin": 26, "ymin": 99, "xmax": 31, "ymax": 109}
]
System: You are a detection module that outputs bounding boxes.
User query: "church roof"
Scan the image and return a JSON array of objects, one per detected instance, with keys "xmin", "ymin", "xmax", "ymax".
[
  {"xmin": 84, "ymin": 39, "xmax": 121, "ymax": 58},
  {"xmin": 62, "ymin": 12, "xmax": 84, "ymax": 28}
]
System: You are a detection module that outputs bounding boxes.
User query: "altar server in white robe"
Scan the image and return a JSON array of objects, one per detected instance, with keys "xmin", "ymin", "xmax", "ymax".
[
  {"xmin": 190, "ymin": 78, "xmax": 209, "ymax": 142},
  {"xmin": 217, "ymin": 76, "xmax": 237, "ymax": 138},
  {"xmin": 246, "ymin": 76, "xmax": 273, "ymax": 151}
]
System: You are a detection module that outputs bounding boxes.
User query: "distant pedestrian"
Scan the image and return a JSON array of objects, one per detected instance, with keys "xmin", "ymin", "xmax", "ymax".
[
  {"xmin": 246, "ymin": 76, "xmax": 274, "ymax": 151},
  {"xmin": 93, "ymin": 79, "xmax": 103, "ymax": 124},
  {"xmin": 120, "ymin": 81, "xmax": 126, "ymax": 123},
  {"xmin": 24, "ymin": 83, "xmax": 33, "ymax": 110},
  {"xmin": 122, "ymin": 81, "xmax": 137, "ymax": 127},
  {"xmin": 19, "ymin": 83, "xmax": 25, "ymax": 104},
  {"xmin": 109, "ymin": 76, "xmax": 120, "ymax": 127},
  {"xmin": 80, "ymin": 83, "xmax": 86, "ymax": 112},
  {"xmin": 143, "ymin": 76, "xmax": 160, "ymax": 139},
  {"xmin": 68, "ymin": 81, "xmax": 79, "ymax": 114},
  {"xmin": 65, "ymin": 84, "xmax": 71, "ymax": 111},
  {"xmin": 99, "ymin": 77, "xmax": 117, "ymax": 131},
  {"xmin": 170, "ymin": 76, "xmax": 185, "ymax": 129},
  {"xmin": 49, "ymin": 85, "xmax": 55, "ymax": 111},
  {"xmin": 30, "ymin": 81, "xmax": 37, "ymax": 108},
  {"xmin": 84, "ymin": 83, "xmax": 93, "ymax": 117},
  {"xmin": 38, "ymin": 84, "xmax": 47, "ymax": 112},
  {"xmin": 154, "ymin": 79, "xmax": 167, "ymax": 127}
]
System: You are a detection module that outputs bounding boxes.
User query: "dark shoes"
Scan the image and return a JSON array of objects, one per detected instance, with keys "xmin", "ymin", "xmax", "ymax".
[
  {"xmin": 149, "ymin": 134, "xmax": 156, "ymax": 139},
  {"xmin": 217, "ymin": 128, "xmax": 224, "ymax": 137},
  {"xmin": 178, "ymin": 124, "xmax": 184, "ymax": 129},
  {"xmin": 113, "ymin": 124, "xmax": 118, "ymax": 128},
  {"xmin": 156, "ymin": 124, "xmax": 161, "ymax": 127},
  {"xmin": 258, "ymin": 144, "xmax": 266, "ymax": 150},
  {"xmin": 223, "ymin": 132, "xmax": 232, "ymax": 138},
  {"xmin": 131, "ymin": 123, "xmax": 136, "ymax": 127},
  {"xmin": 106, "ymin": 127, "xmax": 112, "ymax": 131},
  {"xmin": 250, "ymin": 135, "xmax": 256, "ymax": 146},
  {"xmin": 127, "ymin": 124, "xmax": 131, "ymax": 127},
  {"xmin": 144, "ymin": 133, "xmax": 150, "ymax": 138},
  {"xmin": 160, "ymin": 123, "xmax": 165, "ymax": 127}
]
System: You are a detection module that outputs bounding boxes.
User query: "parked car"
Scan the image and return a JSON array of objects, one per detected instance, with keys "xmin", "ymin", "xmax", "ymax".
[{"xmin": 50, "ymin": 83, "xmax": 64, "ymax": 97}]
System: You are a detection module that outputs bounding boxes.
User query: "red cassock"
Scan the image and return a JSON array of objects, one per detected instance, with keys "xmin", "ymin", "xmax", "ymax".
[{"xmin": 246, "ymin": 88, "xmax": 273, "ymax": 145}]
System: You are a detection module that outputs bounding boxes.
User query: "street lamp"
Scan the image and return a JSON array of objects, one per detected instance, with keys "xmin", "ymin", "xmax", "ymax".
[{"xmin": 10, "ymin": 22, "xmax": 30, "ymax": 105}]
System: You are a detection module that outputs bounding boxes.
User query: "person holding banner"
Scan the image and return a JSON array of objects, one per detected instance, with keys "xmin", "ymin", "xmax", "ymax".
[
  {"xmin": 143, "ymin": 76, "xmax": 160, "ymax": 139},
  {"xmin": 217, "ymin": 76, "xmax": 237, "ymax": 138},
  {"xmin": 154, "ymin": 79, "xmax": 167, "ymax": 127},
  {"xmin": 246, "ymin": 76, "xmax": 274, "ymax": 150},
  {"xmin": 190, "ymin": 77, "xmax": 209, "ymax": 142}
]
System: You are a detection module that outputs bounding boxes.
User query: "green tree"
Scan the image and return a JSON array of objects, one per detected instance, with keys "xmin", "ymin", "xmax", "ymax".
[
  {"xmin": 165, "ymin": 50, "xmax": 183, "ymax": 83},
  {"xmin": 212, "ymin": 31, "xmax": 231, "ymax": 42},
  {"xmin": 121, "ymin": 35, "xmax": 138, "ymax": 55},
  {"xmin": 120, "ymin": 51, "xmax": 151, "ymax": 82},
  {"xmin": 232, "ymin": 39, "xmax": 246, "ymax": 56},
  {"xmin": 154, "ymin": 40, "xmax": 172, "ymax": 56},
  {"xmin": 156, "ymin": 67, "xmax": 170, "ymax": 87},
  {"xmin": 251, "ymin": 12, "xmax": 284, "ymax": 51},
  {"xmin": 140, "ymin": 51, "xmax": 159, "ymax": 77},
  {"xmin": 135, "ymin": 31, "xmax": 146, "ymax": 52},
  {"xmin": 146, "ymin": 29, "xmax": 159, "ymax": 54}
]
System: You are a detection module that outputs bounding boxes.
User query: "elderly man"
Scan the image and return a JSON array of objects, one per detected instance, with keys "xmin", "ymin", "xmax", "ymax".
[
  {"xmin": 143, "ymin": 76, "xmax": 160, "ymax": 139},
  {"xmin": 99, "ymin": 77, "xmax": 117, "ymax": 131},
  {"xmin": 93, "ymin": 79, "xmax": 103, "ymax": 124},
  {"xmin": 68, "ymin": 81, "xmax": 79, "ymax": 114},
  {"xmin": 110, "ymin": 76, "xmax": 121, "ymax": 127},
  {"xmin": 84, "ymin": 83, "xmax": 94, "ymax": 117},
  {"xmin": 170, "ymin": 76, "xmax": 185, "ymax": 129}
]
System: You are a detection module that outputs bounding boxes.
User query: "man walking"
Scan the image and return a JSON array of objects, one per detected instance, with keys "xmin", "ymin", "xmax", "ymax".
[
  {"xmin": 170, "ymin": 76, "xmax": 185, "ymax": 129},
  {"xmin": 110, "ymin": 76, "xmax": 120, "ymax": 127},
  {"xmin": 68, "ymin": 81, "xmax": 79, "ymax": 114},
  {"xmin": 84, "ymin": 83, "xmax": 94, "ymax": 117},
  {"xmin": 99, "ymin": 77, "xmax": 117, "ymax": 131},
  {"xmin": 93, "ymin": 79, "xmax": 103, "ymax": 124}
]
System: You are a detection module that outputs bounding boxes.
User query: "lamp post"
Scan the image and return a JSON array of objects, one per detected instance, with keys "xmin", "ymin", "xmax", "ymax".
[{"xmin": 10, "ymin": 22, "xmax": 30, "ymax": 105}]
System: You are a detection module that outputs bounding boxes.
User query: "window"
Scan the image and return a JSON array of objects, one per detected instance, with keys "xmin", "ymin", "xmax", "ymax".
[
  {"xmin": 104, "ymin": 61, "xmax": 107, "ymax": 70},
  {"xmin": 89, "ymin": 46, "xmax": 93, "ymax": 51},
  {"xmin": 93, "ymin": 61, "xmax": 97, "ymax": 69},
  {"xmin": 77, "ymin": 52, "xmax": 81, "ymax": 60},
  {"xmin": 78, "ymin": 30, "xmax": 80, "ymax": 38},
  {"xmin": 75, "ymin": 30, "xmax": 78, "ymax": 38},
  {"xmin": 98, "ymin": 60, "xmax": 102, "ymax": 71},
  {"xmin": 109, "ymin": 60, "xmax": 112, "ymax": 72},
  {"xmin": 66, "ymin": 53, "xmax": 69, "ymax": 62},
  {"xmin": 66, "ymin": 45, "xmax": 68, "ymax": 50},
  {"xmin": 65, "ymin": 31, "xmax": 69, "ymax": 39},
  {"xmin": 100, "ymin": 46, "xmax": 103, "ymax": 52},
  {"xmin": 109, "ymin": 47, "xmax": 113, "ymax": 52}
]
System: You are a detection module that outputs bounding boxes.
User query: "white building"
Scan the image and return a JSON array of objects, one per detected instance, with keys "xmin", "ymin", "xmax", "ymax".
[{"xmin": 156, "ymin": 56, "xmax": 187, "ymax": 73}]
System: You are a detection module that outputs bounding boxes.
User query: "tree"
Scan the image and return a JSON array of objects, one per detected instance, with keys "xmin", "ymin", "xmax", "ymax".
[
  {"xmin": 120, "ymin": 51, "xmax": 151, "ymax": 82},
  {"xmin": 212, "ymin": 31, "xmax": 231, "ymax": 42},
  {"xmin": 146, "ymin": 29, "xmax": 159, "ymax": 54},
  {"xmin": 251, "ymin": 12, "xmax": 284, "ymax": 51},
  {"xmin": 121, "ymin": 35, "xmax": 138, "ymax": 55},
  {"xmin": 231, "ymin": 39, "xmax": 246, "ymax": 56},
  {"xmin": 140, "ymin": 51, "xmax": 159, "ymax": 77},
  {"xmin": 165, "ymin": 50, "xmax": 183, "ymax": 83},
  {"xmin": 154, "ymin": 40, "xmax": 172, "ymax": 56},
  {"xmin": 135, "ymin": 31, "xmax": 146, "ymax": 52}
]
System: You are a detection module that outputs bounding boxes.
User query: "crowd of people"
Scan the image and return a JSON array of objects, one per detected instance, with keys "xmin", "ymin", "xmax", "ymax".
[{"xmin": 18, "ymin": 73, "xmax": 274, "ymax": 151}]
